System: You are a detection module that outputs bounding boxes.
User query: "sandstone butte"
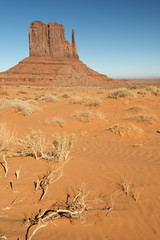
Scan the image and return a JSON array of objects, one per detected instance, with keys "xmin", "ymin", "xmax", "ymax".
[{"xmin": 0, "ymin": 21, "xmax": 130, "ymax": 87}]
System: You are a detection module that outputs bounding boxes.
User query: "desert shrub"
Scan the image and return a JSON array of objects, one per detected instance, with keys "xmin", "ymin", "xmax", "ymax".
[
  {"xmin": 0, "ymin": 91, "xmax": 8, "ymax": 96},
  {"xmin": 45, "ymin": 117, "xmax": 65, "ymax": 127},
  {"xmin": 0, "ymin": 123, "xmax": 15, "ymax": 152},
  {"xmin": 0, "ymin": 99, "xmax": 38, "ymax": 115},
  {"xmin": 72, "ymin": 110, "xmax": 105, "ymax": 122},
  {"xmin": 155, "ymin": 92, "xmax": 160, "ymax": 96},
  {"xmin": 51, "ymin": 92, "xmax": 58, "ymax": 96},
  {"xmin": 154, "ymin": 88, "xmax": 160, "ymax": 96},
  {"xmin": 38, "ymin": 95, "xmax": 58, "ymax": 102},
  {"xmin": 69, "ymin": 96, "xmax": 85, "ymax": 104},
  {"xmin": 18, "ymin": 91, "xmax": 28, "ymax": 94},
  {"xmin": 17, "ymin": 131, "xmax": 75, "ymax": 161},
  {"xmin": 97, "ymin": 89, "xmax": 105, "ymax": 94},
  {"xmin": 126, "ymin": 105, "xmax": 148, "ymax": 113},
  {"xmin": 126, "ymin": 114, "xmax": 159, "ymax": 123},
  {"xmin": 94, "ymin": 111, "xmax": 105, "ymax": 119},
  {"xmin": 107, "ymin": 88, "xmax": 136, "ymax": 99},
  {"xmin": 136, "ymin": 88, "xmax": 149, "ymax": 96},
  {"xmin": 106, "ymin": 123, "xmax": 143, "ymax": 137},
  {"xmin": 61, "ymin": 93, "xmax": 70, "ymax": 98},
  {"xmin": 86, "ymin": 98, "xmax": 102, "ymax": 107},
  {"xmin": 145, "ymin": 86, "xmax": 157, "ymax": 94}
]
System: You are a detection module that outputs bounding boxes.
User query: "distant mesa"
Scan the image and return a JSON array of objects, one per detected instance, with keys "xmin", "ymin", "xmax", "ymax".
[
  {"xmin": 0, "ymin": 21, "xmax": 130, "ymax": 87},
  {"xmin": 29, "ymin": 21, "xmax": 79, "ymax": 59}
]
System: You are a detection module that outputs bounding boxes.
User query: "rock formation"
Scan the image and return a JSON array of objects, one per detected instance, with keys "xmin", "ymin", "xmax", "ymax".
[
  {"xmin": 29, "ymin": 21, "xmax": 79, "ymax": 59},
  {"xmin": 0, "ymin": 21, "xmax": 131, "ymax": 87}
]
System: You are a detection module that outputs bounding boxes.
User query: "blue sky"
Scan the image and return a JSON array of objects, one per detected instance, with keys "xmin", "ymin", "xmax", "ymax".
[{"xmin": 0, "ymin": 0, "xmax": 160, "ymax": 79}]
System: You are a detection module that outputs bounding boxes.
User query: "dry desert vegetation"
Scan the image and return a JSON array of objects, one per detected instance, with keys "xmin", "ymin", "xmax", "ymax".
[{"xmin": 0, "ymin": 85, "xmax": 160, "ymax": 240}]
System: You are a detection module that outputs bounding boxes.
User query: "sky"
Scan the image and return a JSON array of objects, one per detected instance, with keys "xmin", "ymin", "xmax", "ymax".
[{"xmin": 0, "ymin": 0, "xmax": 160, "ymax": 79}]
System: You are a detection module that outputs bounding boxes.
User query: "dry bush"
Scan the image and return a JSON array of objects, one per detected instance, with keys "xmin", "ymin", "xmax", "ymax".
[
  {"xmin": 136, "ymin": 88, "xmax": 149, "ymax": 96},
  {"xmin": 45, "ymin": 117, "xmax": 65, "ymax": 128},
  {"xmin": 0, "ymin": 99, "xmax": 38, "ymax": 115},
  {"xmin": 97, "ymin": 89, "xmax": 105, "ymax": 94},
  {"xmin": 118, "ymin": 179, "xmax": 134, "ymax": 195},
  {"xmin": 34, "ymin": 165, "xmax": 65, "ymax": 203},
  {"xmin": 118, "ymin": 179, "xmax": 140, "ymax": 202},
  {"xmin": 106, "ymin": 123, "xmax": 143, "ymax": 137},
  {"xmin": 51, "ymin": 92, "xmax": 58, "ymax": 96},
  {"xmin": 72, "ymin": 110, "xmax": 92, "ymax": 122},
  {"xmin": 107, "ymin": 88, "xmax": 136, "ymax": 99},
  {"xmin": 61, "ymin": 93, "xmax": 70, "ymax": 98},
  {"xmin": 72, "ymin": 110, "xmax": 105, "ymax": 122},
  {"xmin": 0, "ymin": 91, "xmax": 8, "ymax": 96},
  {"xmin": 86, "ymin": 98, "xmax": 102, "ymax": 108},
  {"xmin": 155, "ymin": 92, "xmax": 160, "ymax": 96},
  {"xmin": 38, "ymin": 95, "xmax": 58, "ymax": 102},
  {"xmin": 126, "ymin": 105, "xmax": 148, "ymax": 113},
  {"xmin": 0, "ymin": 123, "xmax": 15, "ymax": 152},
  {"xmin": 18, "ymin": 91, "xmax": 28, "ymax": 94},
  {"xmin": 94, "ymin": 111, "xmax": 105, "ymax": 119},
  {"xmin": 17, "ymin": 131, "xmax": 75, "ymax": 161},
  {"xmin": 155, "ymin": 88, "xmax": 160, "ymax": 96},
  {"xmin": 69, "ymin": 96, "xmax": 85, "ymax": 104},
  {"xmin": 145, "ymin": 86, "xmax": 158, "ymax": 94},
  {"xmin": 126, "ymin": 114, "xmax": 159, "ymax": 123}
]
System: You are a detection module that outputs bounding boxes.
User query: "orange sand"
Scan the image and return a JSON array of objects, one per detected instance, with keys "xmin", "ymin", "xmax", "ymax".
[{"xmin": 0, "ymin": 86, "xmax": 160, "ymax": 240}]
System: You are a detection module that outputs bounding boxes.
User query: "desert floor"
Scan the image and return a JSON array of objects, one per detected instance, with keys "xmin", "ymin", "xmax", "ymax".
[{"xmin": 0, "ymin": 85, "xmax": 160, "ymax": 240}]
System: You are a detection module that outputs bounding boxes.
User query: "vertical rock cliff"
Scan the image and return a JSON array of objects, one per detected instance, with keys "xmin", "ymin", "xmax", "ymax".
[{"xmin": 29, "ymin": 21, "xmax": 79, "ymax": 59}]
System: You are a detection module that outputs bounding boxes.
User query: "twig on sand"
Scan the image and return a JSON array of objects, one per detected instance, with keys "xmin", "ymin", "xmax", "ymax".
[
  {"xmin": 0, "ymin": 155, "xmax": 8, "ymax": 178},
  {"xmin": 0, "ymin": 233, "xmax": 7, "ymax": 239},
  {"xmin": 1, "ymin": 199, "xmax": 17, "ymax": 210},
  {"xmin": 24, "ymin": 185, "xmax": 111, "ymax": 240}
]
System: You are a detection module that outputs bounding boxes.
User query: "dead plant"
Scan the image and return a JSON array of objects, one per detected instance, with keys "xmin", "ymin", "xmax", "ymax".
[
  {"xmin": 17, "ymin": 131, "xmax": 75, "ymax": 162},
  {"xmin": 24, "ymin": 185, "xmax": 111, "ymax": 240}
]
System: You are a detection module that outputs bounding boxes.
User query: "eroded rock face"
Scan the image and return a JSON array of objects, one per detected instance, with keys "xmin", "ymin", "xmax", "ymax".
[{"xmin": 29, "ymin": 21, "xmax": 79, "ymax": 59}]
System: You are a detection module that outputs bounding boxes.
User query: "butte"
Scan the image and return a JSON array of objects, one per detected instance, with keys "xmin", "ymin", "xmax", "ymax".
[{"xmin": 0, "ymin": 21, "xmax": 129, "ymax": 87}]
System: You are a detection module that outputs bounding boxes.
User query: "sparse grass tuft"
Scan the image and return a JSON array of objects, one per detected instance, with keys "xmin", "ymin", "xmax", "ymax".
[
  {"xmin": 119, "ymin": 179, "xmax": 134, "ymax": 195},
  {"xmin": 17, "ymin": 131, "xmax": 75, "ymax": 162},
  {"xmin": 126, "ymin": 105, "xmax": 148, "ymax": 113},
  {"xmin": 97, "ymin": 89, "xmax": 105, "ymax": 94},
  {"xmin": 0, "ymin": 99, "xmax": 38, "ymax": 115},
  {"xmin": 0, "ymin": 91, "xmax": 8, "ymax": 96},
  {"xmin": 118, "ymin": 179, "xmax": 140, "ymax": 202},
  {"xmin": 145, "ymin": 86, "xmax": 157, "ymax": 94},
  {"xmin": 86, "ymin": 98, "xmax": 102, "ymax": 108},
  {"xmin": 136, "ymin": 88, "xmax": 149, "ymax": 96},
  {"xmin": 126, "ymin": 114, "xmax": 159, "ymax": 123},
  {"xmin": 0, "ymin": 123, "xmax": 15, "ymax": 152},
  {"xmin": 72, "ymin": 110, "xmax": 92, "ymax": 122},
  {"xmin": 61, "ymin": 93, "xmax": 70, "ymax": 98},
  {"xmin": 106, "ymin": 123, "xmax": 143, "ymax": 137},
  {"xmin": 107, "ymin": 88, "xmax": 136, "ymax": 99},
  {"xmin": 45, "ymin": 117, "xmax": 65, "ymax": 128},
  {"xmin": 69, "ymin": 96, "xmax": 85, "ymax": 104},
  {"xmin": 72, "ymin": 110, "xmax": 105, "ymax": 122},
  {"xmin": 38, "ymin": 95, "xmax": 58, "ymax": 102}
]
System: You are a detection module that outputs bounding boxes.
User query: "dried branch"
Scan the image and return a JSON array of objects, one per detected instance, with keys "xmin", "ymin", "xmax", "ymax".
[
  {"xmin": 35, "ymin": 166, "xmax": 63, "ymax": 203},
  {"xmin": 0, "ymin": 155, "xmax": 8, "ymax": 178},
  {"xmin": 0, "ymin": 233, "xmax": 7, "ymax": 239},
  {"xmin": 1, "ymin": 199, "xmax": 17, "ymax": 210},
  {"xmin": 15, "ymin": 167, "xmax": 21, "ymax": 180},
  {"xmin": 24, "ymin": 186, "xmax": 110, "ymax": 240}
]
